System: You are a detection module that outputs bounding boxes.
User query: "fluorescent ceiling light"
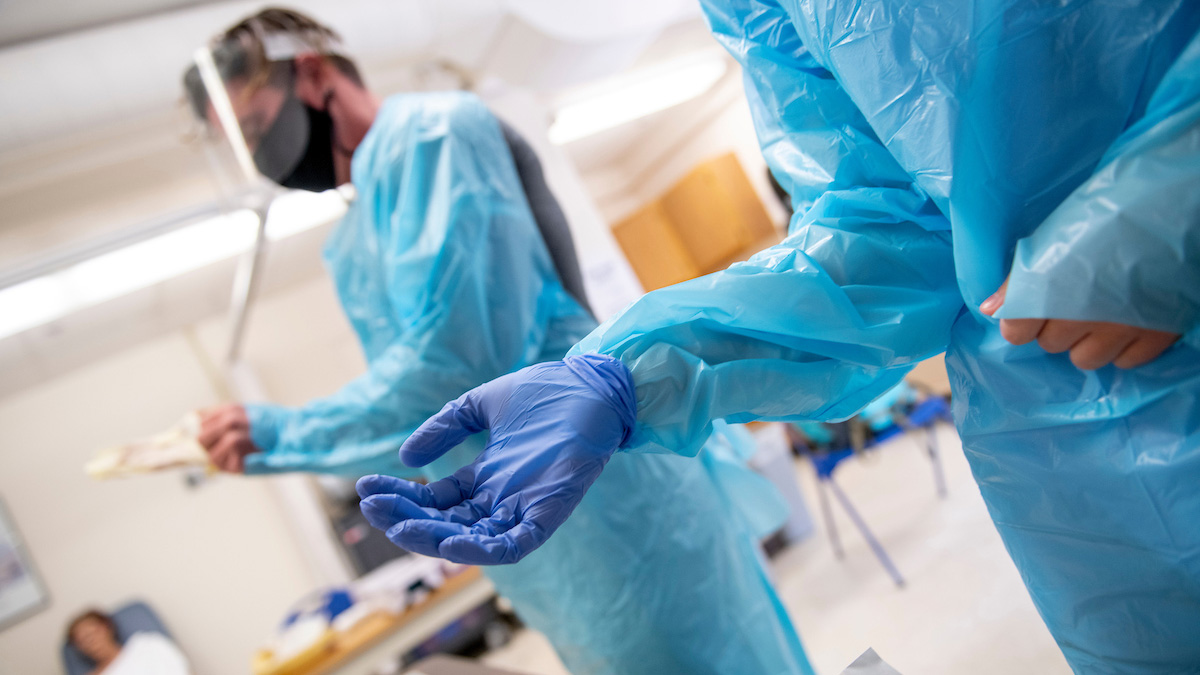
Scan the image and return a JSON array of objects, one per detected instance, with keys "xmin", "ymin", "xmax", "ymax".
[
  {"xmin": 0, "ymin": 277, "xmax": 73, "ymax": 341},
  {"xmin": 549, "ymin": 52, "xmax": 729, "ymax": 145},
  {"xmin": 64, "ymin": 210, "xmax": 260, "ymax": 307},
  {"xmin": 0, "ymin": 190, "xmax": 348, "ymax": 341},
  {"xmin": 265, "ymin": 189, "xmax": 349, "ymax": 241}
]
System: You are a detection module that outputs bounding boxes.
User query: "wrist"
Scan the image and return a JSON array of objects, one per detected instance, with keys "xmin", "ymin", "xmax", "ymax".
[{"xmin": 562, "ymin": 353, "xmax": 638, "ymax": 446}]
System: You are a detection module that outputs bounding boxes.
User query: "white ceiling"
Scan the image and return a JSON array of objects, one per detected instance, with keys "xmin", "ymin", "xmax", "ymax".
[
  {"xmin": 0, "ymin": 0, "xmax": 698, "ymax": 48},
  {"xmin": 0, "ymin": 0, "xmax": 219, "ymax": 46}
]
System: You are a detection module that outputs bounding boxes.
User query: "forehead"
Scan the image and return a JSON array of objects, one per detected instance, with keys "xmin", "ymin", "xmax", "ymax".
[{"xmin": 72, "ymin": 617, "xmax": 108, "ymax": 633}]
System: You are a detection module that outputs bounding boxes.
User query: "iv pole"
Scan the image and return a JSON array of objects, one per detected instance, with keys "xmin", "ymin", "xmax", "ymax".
[{"xmin": 192, "ymin": 47, "xmax": 355, "ymax": 586}]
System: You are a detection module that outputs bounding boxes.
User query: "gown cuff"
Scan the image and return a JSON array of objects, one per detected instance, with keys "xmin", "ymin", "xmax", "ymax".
[{"xmin": 244, "ymin": 402, "xmax": 291, "ymax": 454}]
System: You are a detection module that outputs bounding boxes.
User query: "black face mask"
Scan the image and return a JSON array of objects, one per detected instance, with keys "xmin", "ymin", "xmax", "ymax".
[{"xmin": 253, "ymin": 93, "xmax": 339, "ymax": 193}]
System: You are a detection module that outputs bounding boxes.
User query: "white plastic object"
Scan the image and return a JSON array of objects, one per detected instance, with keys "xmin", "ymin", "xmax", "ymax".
[{"xmin": 85, "ymin": 412, "xmax": 212, "ymax": 479}]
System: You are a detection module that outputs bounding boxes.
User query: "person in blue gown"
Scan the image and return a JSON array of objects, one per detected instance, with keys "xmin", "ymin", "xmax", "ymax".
[
  {"xmin": 187, "ymin": 8, "xmax": 813, "ymax": 674},
  {"xmin": 373, "ymin": 1, "xmax": 1200, "ymax": 672}
]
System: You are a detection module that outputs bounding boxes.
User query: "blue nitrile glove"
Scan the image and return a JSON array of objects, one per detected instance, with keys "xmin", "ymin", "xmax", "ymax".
[{"xmin": 356, "ymin": 353, "xmax": 637, "ymax": 564}]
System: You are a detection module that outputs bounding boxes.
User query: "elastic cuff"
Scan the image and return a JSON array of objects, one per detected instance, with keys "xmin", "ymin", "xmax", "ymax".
[
  {"xmin": 244, "ymin": 403, "xmax": 291, "ymax": 453},
  {"xmin": 563, "ymin": 353, "xmax": 638, "ymax": 445}
]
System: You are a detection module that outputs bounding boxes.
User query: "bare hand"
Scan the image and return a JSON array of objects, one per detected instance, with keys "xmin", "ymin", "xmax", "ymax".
[
  {"xmin": 980, "ymin": 279, "xmax": 1178, "ymax": 370},
  {"xmin": 197, "ymin": 404, "xmax": 259, "ymax": 473}
]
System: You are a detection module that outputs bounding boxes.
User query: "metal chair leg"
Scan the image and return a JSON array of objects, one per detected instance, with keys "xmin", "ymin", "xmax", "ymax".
[
  {"xmin": 827, "ymin": 477, "xmax": 906, "ymax": 588},
  {"xmin": 926, "ymin": 426, "xmax": 948, "ymax": 499},
  {"xmin": 816, "ymin": 478, "xmax": 845, "ymax": 559}
]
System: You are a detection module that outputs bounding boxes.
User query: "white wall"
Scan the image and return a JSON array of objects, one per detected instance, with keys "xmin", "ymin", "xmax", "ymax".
[
  {"xmin": 0, "ymin": 330, "xmax": 319, "ymax": 674},
  {"xmin": 631, "ymin": 92, "xmax": 790, "ymax": 229},
  {"xmin": 483, "ymin": 84, "xmax": 645, "ymax": 320},
  {"xmin": 577, "ymin": 68, "xmax": 790, "ymax": 232},
  {"xmin": 201, "ymin": 276, "xmax": 368, "ymax": 410}
]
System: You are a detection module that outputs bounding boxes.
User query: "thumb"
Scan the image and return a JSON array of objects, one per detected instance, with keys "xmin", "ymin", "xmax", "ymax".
[
  {"xmin": 400, "ymin": 390, "xmax": 488, "ymax": 467},
  {"xmin": 979, "ymin": 277, "xmax": 1009, "ymax": 316}
]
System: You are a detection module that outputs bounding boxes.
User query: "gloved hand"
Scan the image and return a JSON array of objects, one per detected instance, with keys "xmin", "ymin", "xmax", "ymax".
[{"xmin": 356, "ymin": 353, "xmax": 636, "ymax": 565}]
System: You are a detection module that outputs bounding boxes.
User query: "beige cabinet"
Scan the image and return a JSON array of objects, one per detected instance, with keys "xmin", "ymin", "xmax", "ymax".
[{"xmin": 612, "ymin": 153, "xmax": 781, "ymax": 290}]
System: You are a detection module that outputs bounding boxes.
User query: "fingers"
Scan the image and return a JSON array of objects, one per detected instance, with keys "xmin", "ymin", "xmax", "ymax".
[
  {"xmin": 440, "ymin": 498, "xmax": 504, "ymax": 526},
  {"xmin": 1114, "ymin": 330, "xmax": 1180, "ymax": 369},
  {"xmin": 356, "ymin": 470, "xmax": 474, "ymax": 510},
  {"xmin": 359, "ymin": 493, "xmax": 433, "ymax": 531},
  {"xmin": 209, "ymin": 433, "xmax": 253, "ymax": 473},
  {"xmin": 207, "ymin": 435, "xmax": 234, "ymax": 472},
  {"xmin": 999, "ymin": 318, "xmax": 1046, "ymax": 346},
  {"xmin": 356, "ymin": 474, "xmax": 419, "ymax": 499},
  {"xmin": 1035, "ymin": 320, "xmax": 1093, "ymax": 354},
  {"xmin": 384, "ymin": 520, "xmax": 472, "ymax": 558},
  {"xmin": 352, "ymin": 473, "xmax": 410, "ymax": 499},
  {"xmin": 986, "ymin": 278, "xmax": 1048, "ymax": 345},
  {"xmin": 1068, "ymin": 330, "xmax": 1138, "ymax": 371},
  {"xmin": 383, "ymin": 516, "xmax": 538, "ymax": 565},
  {"xmin": 359, "ymin": 493, "xmax": 534, "ymax": 564},
  {"xmin": 979, "ymin": 278, "xmax": 1008, "ymax": 317},
  {"xmin": 197, "ymin": 405, "xmax": 256, "ymax": 473},
  {"xmin": 985, "ymin": 272, "xmax": 1181, "ymax": 369},
  {"xmin": 196, "ymin": 412, "xmax": 223, "ymax": 448},
  {"xmin": 197, "ymin": 405, "xmax": 248, "ymax": 449},
  {"xmin": 998, "ymin": 317, "xmax": 1180, "ymax": 370},
  {"xmin": 439, "ymin": 519, "xmax": 547, "ymax": 565},
  {"xmin": 399, "ymin": 393, "xmax": 488, "ymax": 468}
]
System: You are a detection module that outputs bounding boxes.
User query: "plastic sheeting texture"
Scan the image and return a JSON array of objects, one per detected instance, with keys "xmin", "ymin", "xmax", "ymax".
[{"xmin": 565, "ymin": 1, "xmax": 1200, "ymax": 672}]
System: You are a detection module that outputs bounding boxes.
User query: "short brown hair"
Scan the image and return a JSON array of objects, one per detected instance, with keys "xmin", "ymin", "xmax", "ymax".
[
  {"xmin": 183, "ymin": 7, "xmax": 364, "ymax": 120},
  {"xmin": 66, "ymin": 609, "xmax": 117, "ymax": 646}
]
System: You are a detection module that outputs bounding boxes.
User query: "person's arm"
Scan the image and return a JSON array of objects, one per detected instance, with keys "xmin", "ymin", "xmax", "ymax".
[
  {"xmin": 993, "ymin": 32, "xmax": 1200, "ymax": 354},
  {"xmin": 242, "ymin": 97, "xmax": 590, "ymax": 477},
  {"xmin": 569, "ymin": 0, "xmax": 964, "ymax": 457}
]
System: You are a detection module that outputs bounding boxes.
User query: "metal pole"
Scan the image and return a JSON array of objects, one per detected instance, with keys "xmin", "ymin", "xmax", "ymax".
[
  {"xmin": 192, "ymin": 45, "xmax": 278, "ymax": 363},
  {"xmin": 224, "ymin": 202, "xmax": 271, "ymax": 363}
]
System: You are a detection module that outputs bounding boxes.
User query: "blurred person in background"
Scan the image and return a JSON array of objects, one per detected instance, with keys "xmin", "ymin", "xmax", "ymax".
[
  {"xmin": 185, "ymin": 8, "xmax": 812, "ymax": 674},
  {"xmin": 66, "ymin": 609, "xmax": 190, "ymax": 675}
]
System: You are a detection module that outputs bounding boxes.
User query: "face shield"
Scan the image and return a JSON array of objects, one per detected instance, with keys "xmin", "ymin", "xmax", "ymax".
[{"xmin": 183, "ymin": 32, "xmax": 344, "ymax": 193}]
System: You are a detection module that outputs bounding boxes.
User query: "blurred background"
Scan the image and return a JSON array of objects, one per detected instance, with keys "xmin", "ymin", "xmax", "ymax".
[{"xmin": 0, "ymin": 1, "xmax": 1071, "ymax": 673}]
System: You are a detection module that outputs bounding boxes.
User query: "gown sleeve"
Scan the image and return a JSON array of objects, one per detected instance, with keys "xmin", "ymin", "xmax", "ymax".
[{"xmin": 570, "ymin": 0, "xmax": 965, "ymax": 456}]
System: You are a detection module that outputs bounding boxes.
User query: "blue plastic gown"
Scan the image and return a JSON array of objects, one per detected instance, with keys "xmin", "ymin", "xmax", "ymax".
[
  {"xmin": 570, "ymin": 1, "xmax": 1200, "ymax": 671},
  {"xmin": 242, "ymin": 92, "xmax": 812, "ymax": 674}
]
